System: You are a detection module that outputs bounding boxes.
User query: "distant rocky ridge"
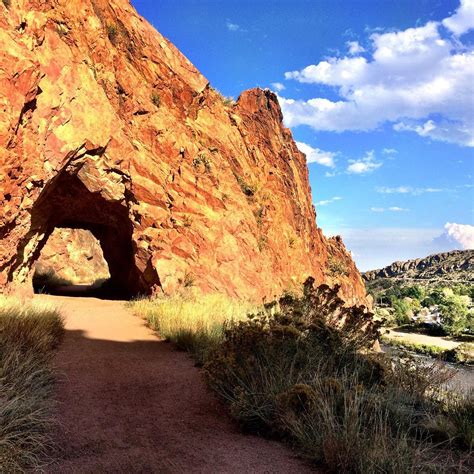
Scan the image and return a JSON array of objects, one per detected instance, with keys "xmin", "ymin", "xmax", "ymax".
[{"xmin": 363, "ymin": 250, "xmax": 474, "ymax": 283}]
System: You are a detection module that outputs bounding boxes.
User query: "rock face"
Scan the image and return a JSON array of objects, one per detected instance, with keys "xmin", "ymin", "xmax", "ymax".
[
  {"xmin": 34, "ymin": 228, "xmax": 109, "ymax": 285},
  {"xmin": 0, "ymin": 0, "xmax": 366, "ymax": 302},
  {"xmin": 363, "ymin": 250, "xmax": 474, "ymax": 283}
]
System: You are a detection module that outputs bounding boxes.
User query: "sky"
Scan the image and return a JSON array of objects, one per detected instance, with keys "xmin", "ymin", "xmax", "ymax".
[{"xmin": 132, "ymin": 0, "xmax": 474, "ymax": 271}]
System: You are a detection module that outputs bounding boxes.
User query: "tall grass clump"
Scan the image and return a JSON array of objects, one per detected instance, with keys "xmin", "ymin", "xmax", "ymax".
[
  {"xmin": 0, "ymin": 296, "xmax": 64, "ymax": 471},
  {"xmin": 204, "ymin": 278, "xmax": 473, "ymax": 472},
  {"xmin": 129, "ymin": 292, "xmax": 254, "ymax": 366}
]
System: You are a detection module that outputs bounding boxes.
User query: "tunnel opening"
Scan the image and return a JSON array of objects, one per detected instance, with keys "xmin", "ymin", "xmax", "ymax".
[
  {"xmin": 33, "ymin": 227, "xmax": 113, "ymax": 297},
  {"xmin": 27, "ymin": 170, "xmax": 148, "ymax": 299}
]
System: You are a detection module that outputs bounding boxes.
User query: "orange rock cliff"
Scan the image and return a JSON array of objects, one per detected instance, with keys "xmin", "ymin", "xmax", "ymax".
[{"xmin": 0, "ymin": 0, "xmax": 366, "ymax": 303}]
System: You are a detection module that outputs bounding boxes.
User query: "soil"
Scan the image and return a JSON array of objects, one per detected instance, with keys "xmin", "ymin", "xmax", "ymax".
[{"xmin": 38, "ymin": 295, "xmax": 313, "ymax": 473}]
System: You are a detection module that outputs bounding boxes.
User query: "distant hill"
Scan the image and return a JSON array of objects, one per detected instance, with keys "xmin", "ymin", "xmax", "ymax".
[{"xmin": 363, "ymin": 250, "xmax": 474, "ymax": 284}]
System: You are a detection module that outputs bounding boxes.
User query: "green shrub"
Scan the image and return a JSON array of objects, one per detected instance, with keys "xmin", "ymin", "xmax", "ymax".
[
  {"xmin": 0, "ymin": 297, "xmax": 64, "ymax": 471},
  {"xmin": 151, "ymin": 91, "xmax": 161, "ymax": 108},
  {"xmin": 234, "ymin": 173, "xmax": 257, "ymax": 197},
  {"xmin": 327, "ymin": 256, "xmax": 349, "ymax": 277},
  {"xmin": 192, "ymin": 152, "xmax": 211, "ymax": 173},
  {"xmin": 106, "ymin": 23, "xmax": 118, "ymax": 45}
]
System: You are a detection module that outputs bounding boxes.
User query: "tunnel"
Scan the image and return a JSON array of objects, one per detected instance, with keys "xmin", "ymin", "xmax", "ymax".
[{"xmin": 27, "ymin": 170, "xmax": 148, "ymax": 299}]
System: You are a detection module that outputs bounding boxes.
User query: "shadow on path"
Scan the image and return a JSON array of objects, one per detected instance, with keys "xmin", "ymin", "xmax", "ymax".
[{"xmin": 41, "ymin": 296, "xmax": 313, "ymax": 473}]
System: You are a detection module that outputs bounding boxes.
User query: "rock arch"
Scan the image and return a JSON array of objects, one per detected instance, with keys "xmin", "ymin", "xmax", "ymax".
[{"xmin": 9, "ymin": 169, "xmax": 159, "ymax": 298}]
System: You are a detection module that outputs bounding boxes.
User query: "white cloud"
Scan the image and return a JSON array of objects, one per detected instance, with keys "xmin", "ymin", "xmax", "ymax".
[
  {"xmin": 376, "ymin": 186, "xmax": 443, "ymax": 195},
  {"xmin": 226, "ymin": 20, "xmax": 240, "ymax": 32},
  {"xmin": 296, "ymin": 141, "xmax": 336, "ymax": 167},
  {"xmin": 316, "ymin": 196, "xmax": 342, "ymax": 206},
  {"xmin": 279, "ymin": 4, "xmax": 474, "ymax": 147},
  {"xmin": 382, "ymin": 148, "xmax": 398, "ymax": 155},
  {"xmin": 444, "ymin": 222, "xmax": 474, "ymax": 248},
  {"xmin": 442, "ymin": 0, "xmax": 474, "ymax": 36},
  {"xmin": 370, "ymin": 206, "xmax": 409, "ymax": 212},
  {"xmin": 271, "ymin": 82, "xmax": 286, "ymax": 92},
  {"xmin": 346, "ymin": 40, "xmax": 365, "ymax": 55},
  {"xmin": 346, "ymin": 150, "xmax": 382, "ymax": 174}
]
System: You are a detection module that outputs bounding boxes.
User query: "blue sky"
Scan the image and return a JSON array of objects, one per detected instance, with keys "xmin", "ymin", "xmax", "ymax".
[{"xmin": 132, "ymin": 0, "xmax": 474, "ymax": 271}]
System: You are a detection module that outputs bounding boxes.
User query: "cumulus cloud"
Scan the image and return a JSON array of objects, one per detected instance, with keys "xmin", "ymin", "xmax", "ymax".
[
  {"xmin": 444, "ymin": 222, "xmax": 474, "ymax": 248},
  {"xmin": 442, "ymin": 0, "xmax": 474, "ymax": 36},
  {"xmin": 316, "ymin": 196, "xmax": 342, "ymax": 206},
  {"xmin": 296, "ymin": 141, "xmax": 336, "ymax": 167},
  {"xmin": 271, "ymin": 82, "xmax": 286, "ymax": 92},
  {"xmin": 279, "ymin": 2, "xmax": 474, "ymax": 147},
  {"xmin": 376, "ymin": 186, "xmax": 443, "ymax": 195},
  {"xmin": 382, "ymin": 148, "xmax": 397, "ymax": 155},
  {"xmin": 346, "ymin": 40, "xmax": 365, "ymax": 55},
  {"xmin": 346, "ymin": 150, "xmax": 382, "ymax": 174}
]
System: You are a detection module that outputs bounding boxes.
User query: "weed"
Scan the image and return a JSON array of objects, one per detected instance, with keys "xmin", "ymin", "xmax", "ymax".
[
  {"xmin": 327, "ymin": 255, "xmax": 349, "ymax": 277},
  {"xmin": 192, "ymin": 152, "xmax": 211, "ymax": 173},
  {"xmin": 129, "ymin": 292, "xmax": 254, "ymax": 366},
  {"xmin": 234, "ymin": 173, "xmax": 257, "ymax": 197},
  {"xmin": 151, "ymin": 91, "xmax": 161, "ymax": 108},
  {"xmin": 106, "ymin": 23, "xmax": 118, "ymax": 45},
  {"xmin": 0, "ymin": 296, "xmax": 64, "ymax": 471}
]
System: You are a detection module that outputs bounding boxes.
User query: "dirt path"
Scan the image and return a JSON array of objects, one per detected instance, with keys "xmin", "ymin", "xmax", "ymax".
[
  {"xmin": 384, "ymin": 329, "xmax": 460, "ymax": 349},
  {"xmin": 38, "ymin": 295, "xmax": 312, "ymax": 473}
]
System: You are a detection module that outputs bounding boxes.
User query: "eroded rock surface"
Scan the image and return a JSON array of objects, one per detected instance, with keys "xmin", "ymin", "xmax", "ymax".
[
  {"xmin": 363, "ymin": 250, "xmax": 474, "ymax": 283},
  {"xmin": 34, "ymin": 228, "xmax": 109, "ymax": 285},
  {"xmin": 0, "ymin": 0, "xmax": 366, "ymax": 302}
]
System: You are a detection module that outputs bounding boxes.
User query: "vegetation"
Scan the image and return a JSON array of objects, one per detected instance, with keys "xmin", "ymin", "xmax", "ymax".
[
  {"xmin": 2, "ymin": 0, "xmax": 11, "ymax": 8},
  {"xmin": 234, "ymin": 173, "xmax": 257, "ymax": 197},
  {"xmin": 129, "ymin": 292, "xmax": 254, "ymax": 366},
  {"xmin": 192, "ymin": 152, "xmax": 212, "ymax": 173},
  {"xmin": 106, "ymin": 23, "xmax": 118, "ymax": 45},
  {"xmin": 0, "ymin": 296, "xmax": 64, "ymax": 471},
  {"xmin": 327, "ymin": 255, "xmax": 349, "ymax": 277},
  {"xmin": 133, "ymin": 279, "xmax": 473, "ymax": 472},
  {"xmin": 151, "ymin": 91, "xmax": 161, "ymax": 108},
  {"xmin": 367, "ymin": 281, "xmax": 473, "ymax": 337}
]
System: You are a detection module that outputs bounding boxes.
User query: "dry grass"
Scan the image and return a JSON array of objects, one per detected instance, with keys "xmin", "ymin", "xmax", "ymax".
[
  {"xmin": 129, "ymin": 291, "xmax": 254, "ymax": 365},
  {"xmin": 0, "ymin": 296, "xmax": 64, "ymax": 471},
  {"xmin": 132, "ymin": 281, "xmax": 473, "ymax": 472}
]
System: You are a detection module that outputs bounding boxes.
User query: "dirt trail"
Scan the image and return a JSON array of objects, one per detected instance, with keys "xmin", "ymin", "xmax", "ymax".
[{"xmin": 39, "ymin": 295, "xmax": 312, "ymax": 473}]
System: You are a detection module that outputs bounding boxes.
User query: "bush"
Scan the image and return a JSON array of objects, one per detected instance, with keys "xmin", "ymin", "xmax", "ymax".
[
  {"xmin": 151, "ymin": 91, "xmax": 161, "ymax": 108},
  {"xmin": 439, "ymin": 294, "xmax": 469, "ymax": 336},
  {"xmin": 0, "ymin": 297, "xmax": 64, "ymax": 471},
  {"xmin": 106, "ymin": 23, "xmax": 118, "ymax": 45},
  {"xmin": 203, "ymin": 279, "xmax": 471, "ymax": 472}
]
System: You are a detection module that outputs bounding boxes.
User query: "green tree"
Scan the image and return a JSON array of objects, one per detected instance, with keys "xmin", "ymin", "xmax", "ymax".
[{"xmin": 439, "ymin": 293, "xmax": 469, "ymax": 336}]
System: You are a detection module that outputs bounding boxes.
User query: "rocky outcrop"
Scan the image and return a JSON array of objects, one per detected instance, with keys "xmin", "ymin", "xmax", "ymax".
[
  {"xmin": 363, "ymin": 250, "xmax": 474, "ymax": 283},
  {"xmin": 34, "ymin": 228, "xmax": 109, "ymax": 284},
  {"xmin": 0, "ymin": 0, "xmax": 366, "ymax": 303}
]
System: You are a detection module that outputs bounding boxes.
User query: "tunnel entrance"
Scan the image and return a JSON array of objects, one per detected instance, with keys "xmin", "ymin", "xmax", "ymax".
[
  {"xmin": 33, "ymin": 227, "xmax": 113, "ymax": 297},
  {"xmin": 27, "ymin": 170, "xmax": 148, "ymax": 299}
]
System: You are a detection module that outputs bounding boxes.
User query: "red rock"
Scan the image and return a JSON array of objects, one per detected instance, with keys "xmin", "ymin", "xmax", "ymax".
[{"xmin": 0, "ymin": 0, "xmax": 367, "ymax": 304}]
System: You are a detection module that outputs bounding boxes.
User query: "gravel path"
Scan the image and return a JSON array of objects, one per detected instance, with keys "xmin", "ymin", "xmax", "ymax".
[{"xmin": 38, "ymin": 295, "xmax": 312, "ymax": 473}]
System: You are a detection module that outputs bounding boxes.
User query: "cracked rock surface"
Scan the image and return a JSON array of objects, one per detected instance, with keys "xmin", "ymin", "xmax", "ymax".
[{"xmin": 0, "ymin": 0, "xmax": 366, "ymax": 303}]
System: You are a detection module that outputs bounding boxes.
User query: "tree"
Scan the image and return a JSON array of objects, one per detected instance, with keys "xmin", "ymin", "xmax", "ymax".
[{"xmin": 439, "ymin": 293, "xmax": 469, "ymax": 336}]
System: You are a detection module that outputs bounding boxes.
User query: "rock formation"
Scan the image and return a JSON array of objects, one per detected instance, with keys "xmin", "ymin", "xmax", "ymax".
[
  {"xmin": 363, "ymin": 250, "xmax": 474, "ymax": 283},
  {"xmin": 0, "ymin": 0, "xmax": 366, "ymax": 302},
  {"xmin": 34, "ymin": 228, "xmax": 109, "ymax": 285}
]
